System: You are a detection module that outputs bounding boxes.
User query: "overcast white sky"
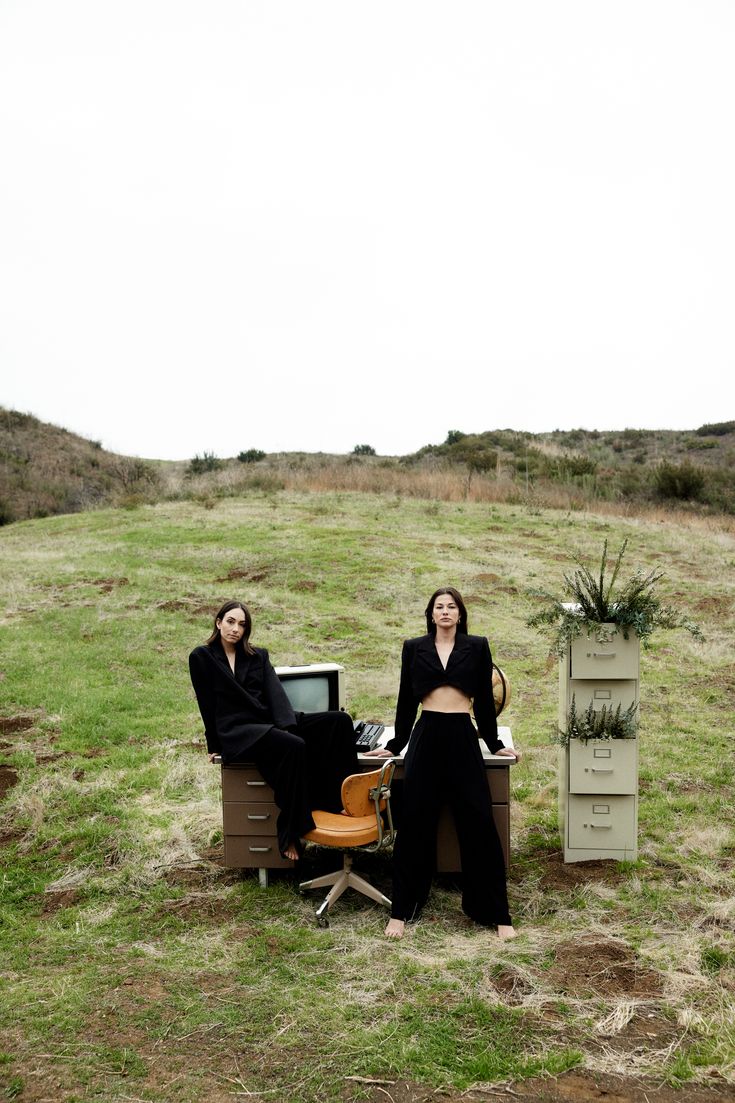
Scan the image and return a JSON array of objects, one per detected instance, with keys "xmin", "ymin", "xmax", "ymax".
[{"xmin": 1, "ymin": 2, "xmax": 734, "ymax": 460}]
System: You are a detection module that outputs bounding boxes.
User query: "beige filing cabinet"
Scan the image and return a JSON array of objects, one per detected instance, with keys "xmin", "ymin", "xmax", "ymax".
[
  {"xmin": 558, "ymin": 625, "xmax": 640, "ymax": 862},
  {"xmin": 218, "ymin": 730, "xmax": 514, "ymax": 886}
]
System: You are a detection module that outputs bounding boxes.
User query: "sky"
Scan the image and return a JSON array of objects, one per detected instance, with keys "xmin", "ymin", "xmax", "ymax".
[{"xmin": 1, "ymin": 1, "xmax": 734, "ymax": 461}]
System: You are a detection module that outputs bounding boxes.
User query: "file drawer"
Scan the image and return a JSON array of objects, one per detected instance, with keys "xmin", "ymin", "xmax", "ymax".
[
  {"xmin": 568, "ymin": 739, "xmax": 638, "ymax": 795},
  {"xmin": 567, "ymin": 794, "xmax": 637, "ymax": 851},
  {"xmin": 566, "ymin": 679, "xmax": 638, "ymax": 715},
  {"xmin": 569, "ymin": 628, "xmax": 640, "ymax": 680}
]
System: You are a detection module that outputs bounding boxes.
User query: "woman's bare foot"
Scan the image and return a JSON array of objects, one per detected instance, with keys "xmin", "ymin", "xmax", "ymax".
[
  {"xmin": 283, "ymin": 842, "xmax": 300, "ymax": 861},
  {"xmin": 497, "ymin": 924, "xmax": 517, "ymax": 940},
  {"xmin": 385, "ymin": 918, "xmax": 406, "ymax": 939}
]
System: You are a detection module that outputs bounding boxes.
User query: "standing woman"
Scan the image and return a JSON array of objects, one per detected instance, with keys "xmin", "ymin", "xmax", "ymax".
[
  {"xmin": 367, "ymin": 587, "xmax": 518, "ymax": 939},
  {"xmin": 189, "ymin": 601, "xmax": 357, "ymax": 862}
]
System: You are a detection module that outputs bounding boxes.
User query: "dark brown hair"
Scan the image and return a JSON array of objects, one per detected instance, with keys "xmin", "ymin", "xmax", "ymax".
[
  {"xmin": 205, "ymin": 600, "xmax": 256, "ymax": 655},
  {"xmin": 424, "ymin": 587, "xmax": 469, "ymax": 636}
]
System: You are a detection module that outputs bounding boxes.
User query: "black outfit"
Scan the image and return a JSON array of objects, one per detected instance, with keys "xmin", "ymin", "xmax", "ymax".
[
  {"xmin": 189, "ymin": 641, "xmax": 357, "ymax": 855},
  {"xmin": 384, "ymin": 633, "xmax": 512, "ymax": 927}
]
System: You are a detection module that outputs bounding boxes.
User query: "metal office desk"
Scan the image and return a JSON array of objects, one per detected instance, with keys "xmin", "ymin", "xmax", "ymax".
[{"xmin": 215, "ymin": 726, "xmax": 515, "ymax": 887}]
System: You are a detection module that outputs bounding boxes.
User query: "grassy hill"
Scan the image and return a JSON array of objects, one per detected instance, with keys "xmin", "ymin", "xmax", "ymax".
[
  {"xmin": 0, "ymin": 408, "xmax": 159, "ymax": 524},
  {"xmin": 1, "ymin": 491, "xmax": 733, "ymax": 1101},
  {"xmin": 2, "ymin": 407, "xmax": 734, "ymax": 525}
]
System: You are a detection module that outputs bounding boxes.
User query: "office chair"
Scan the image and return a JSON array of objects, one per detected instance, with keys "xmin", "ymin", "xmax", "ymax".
[{"xmin": 299, "ymin": 760, "xmax": 396, "ymax": 926}]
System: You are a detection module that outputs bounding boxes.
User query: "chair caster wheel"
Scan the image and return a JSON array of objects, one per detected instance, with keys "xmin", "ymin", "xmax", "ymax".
[{"xmin": 316, "ymin": 913, "xmax": 329, "ymax": 928}]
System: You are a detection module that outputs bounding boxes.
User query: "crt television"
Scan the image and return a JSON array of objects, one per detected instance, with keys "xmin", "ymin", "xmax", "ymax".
[{"xmin": 275, "ymin": 663, "xmax": 346, "ymax": 714}]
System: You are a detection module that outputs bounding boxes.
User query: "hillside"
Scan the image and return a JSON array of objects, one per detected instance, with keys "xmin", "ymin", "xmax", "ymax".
[
  {"xmin": 0, "ymin": 493, "xmax": 733, "ymax": 1100},
  {"xmin": 1, "ymin": 406, "xmax": 734, "ymax": 525},
  {"xmin": 0, "ymin": 408, "xmax": 159, "ymax": 524}
]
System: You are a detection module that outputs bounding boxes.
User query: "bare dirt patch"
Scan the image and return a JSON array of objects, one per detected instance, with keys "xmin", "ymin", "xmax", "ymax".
[
  {"xmin": 591, "ymin": 1011, "xmax": 681, "ymax": 1055},
  {"xmin": 549, "ymin": 937, "xmax": 662, "ymax": 999},
  {"xmin": 217, "ymin": 565, "xmax": 271, "ymax": 582},
  {"xmin": 40, "ymin": 889, "xmax": 81, "ymax": 915},
  {"xmin": 84, "ymin": 576, "xmax": 129, "ymax": 592},
  {"xmin": 0, "ymin": 714, "xmax": 36, "ymax": 734},
  {"xmin": 527, "ymin": 852, "xmax": 625, "ymax": 893},
  {"xmin": 347, "ymin": 1070, "xmax": 735, "ymax": 1103},
  {"xmin": 0, "ymin": 764, "xmax": 19, "ymax": 799},
  {"xmin": 157, "ymin": 597, "xmax": 220, "ymax": 615}
]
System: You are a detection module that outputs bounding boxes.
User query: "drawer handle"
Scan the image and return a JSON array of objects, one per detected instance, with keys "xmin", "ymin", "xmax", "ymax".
[
  {"xmin": 249, "ymin": 846, "xmax": 274, "ymax": 853},
  {"xmin": 246, "ymin": 780, "xmax": 267, "ymax": 787},
  {"xmin": 247, "ymin": 814, "xmax": 270, "ymax": 821},
  {"xmin": 586, "ymin": 823, "xmax": 612, "ymax": 830},
  {"xmin": 588, "ymin": 651, "xmax": 616, "ymax": 658},
  {"xmin": 589, "ymin": 768, "xmax": 614, "ymax": 774}
]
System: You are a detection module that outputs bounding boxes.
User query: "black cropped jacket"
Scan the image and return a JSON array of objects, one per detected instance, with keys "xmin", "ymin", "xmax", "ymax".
[{"xmin": 385, "ymin": 633, "xmax": 502, "ymax": 756}]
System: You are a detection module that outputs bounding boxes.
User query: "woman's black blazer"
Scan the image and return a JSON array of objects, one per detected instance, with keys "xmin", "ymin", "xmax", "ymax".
[
  {"xmin": 385, "ymin": 633, "xmax": 502, "ymax": 755},
  {"xmin": 189, "ymin": 640, "xmax": 297, "ymax": 762}
]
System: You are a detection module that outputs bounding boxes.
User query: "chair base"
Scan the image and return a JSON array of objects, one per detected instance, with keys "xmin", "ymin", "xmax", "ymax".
[{"xmin": 299, "ymin": 853, "xmax": 391, "ymax": 925}]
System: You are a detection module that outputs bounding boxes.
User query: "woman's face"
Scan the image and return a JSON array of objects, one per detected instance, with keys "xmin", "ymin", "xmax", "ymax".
[
  {"xmin": 432, "ymin": 594, "xmax": 460, "ymax": 630},
  {"xmin": 217, "ymin": 608, "xmax": 247, "ymax": 646}
]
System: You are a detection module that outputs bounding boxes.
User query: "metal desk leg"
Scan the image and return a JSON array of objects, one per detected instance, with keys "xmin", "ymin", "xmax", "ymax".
[{"xmin": 258, "ymin": 867, "xmax": 269, "ymax": 888}]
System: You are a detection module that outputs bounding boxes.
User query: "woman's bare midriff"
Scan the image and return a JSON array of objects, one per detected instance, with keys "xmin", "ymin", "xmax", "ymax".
[{"xmin": 421, "ymin": 685, "xmax": 472, "ymax": 713}]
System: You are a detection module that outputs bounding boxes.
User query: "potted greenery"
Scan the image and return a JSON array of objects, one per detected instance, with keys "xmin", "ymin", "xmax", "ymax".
[
  {"xmin": 555, "ymin": 695, "xmax": 639, "ymax": 746},
  {"xmin": 526, "ymin": 538, "xmax": 703, "ymax": 657}
]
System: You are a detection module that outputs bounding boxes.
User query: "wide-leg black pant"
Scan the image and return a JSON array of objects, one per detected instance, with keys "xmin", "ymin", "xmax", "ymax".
[
  {"xmin": 246, "ymin": 711, "xmax": 358, "ymax": 856},
  {"xmin": 390, "ymin": 711, "xmax": 511, "ymax": 926}
]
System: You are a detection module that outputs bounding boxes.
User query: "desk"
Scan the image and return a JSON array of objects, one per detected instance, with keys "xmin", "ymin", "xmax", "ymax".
[{"xmin": 215, "ymin": 726, "xmax": 515, "ymax": 887}]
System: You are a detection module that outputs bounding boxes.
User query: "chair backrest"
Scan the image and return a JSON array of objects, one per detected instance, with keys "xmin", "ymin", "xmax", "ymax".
[
  {"xmin": 341, "ymin": 767, "xmax": 383, "ymax": 817},
  {"xmin": 340, "ymin": 761, "xmax": 396, "ymax": 850}
]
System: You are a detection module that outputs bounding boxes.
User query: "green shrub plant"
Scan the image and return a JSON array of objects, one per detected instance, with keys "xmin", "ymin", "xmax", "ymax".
[{"xmin": 526, "ymin": 538, "xmax": 703, "ymax": 656}]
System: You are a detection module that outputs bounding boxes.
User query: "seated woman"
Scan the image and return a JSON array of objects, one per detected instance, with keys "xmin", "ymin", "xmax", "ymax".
[
  {"xmin": 367, "ymin": 587, "xmax": 519, "ymax": 940},
  {"xmin": 189, "ymin": 601, "xmax": 358, "ymax": 861}
]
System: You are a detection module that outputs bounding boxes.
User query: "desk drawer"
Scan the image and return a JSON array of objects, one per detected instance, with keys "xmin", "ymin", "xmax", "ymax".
[
  {"xmin": 567, "ymin": 794, "xmax": 636, "ymax": 851},
  {"xmin": 224, "ymin": 835, "xmax": 292, "ymax": 869},
  {"xmin": 221, "ymin": 767, "xmax": 275, "ymax": 802},
  {"xmin": 223, "ymin": 801, "xmax": 278, "ymax": 835}
]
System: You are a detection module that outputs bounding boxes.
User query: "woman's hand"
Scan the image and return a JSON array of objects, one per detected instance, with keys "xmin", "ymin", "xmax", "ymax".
[
  {"xmin": 495, "ymin": 746, "xmax": 521, "ymax": 763},
  {"xmin": 363, "ymin": 747, "xmax": 393, "ymax": 758},
  {"xmin": 208, "ymin": 752, "xmax": 218, "ymax": 763}
]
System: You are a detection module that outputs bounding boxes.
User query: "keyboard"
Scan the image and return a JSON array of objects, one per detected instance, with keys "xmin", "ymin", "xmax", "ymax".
[{"xmin": 353, "ymin": 720, "xmax": 385, "ymax": 751}]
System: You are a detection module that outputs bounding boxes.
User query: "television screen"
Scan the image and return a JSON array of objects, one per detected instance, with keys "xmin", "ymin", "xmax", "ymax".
[{"xmin": 275, "ymin": 663, "xmax": 346, "ymax": 713}]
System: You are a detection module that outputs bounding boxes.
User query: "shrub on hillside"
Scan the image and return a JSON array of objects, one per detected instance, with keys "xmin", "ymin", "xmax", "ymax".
[
  {"xmin": 352, "ymin": 444, "xmax": 376, "ymax": 455},
  {"xmin": 654, "ymin": 461, "xmax": 706, "ymax": 501},
  {"xmin": 696, "ymin": 420, "xmax": 735, "ymax": 437},
  {"xmin": 187, "ymin": 452, "xmax": 223, "ymax": 476},
  {"xmin": 237, "ymin": 449, "xmax": 266, "ymax": 464}
]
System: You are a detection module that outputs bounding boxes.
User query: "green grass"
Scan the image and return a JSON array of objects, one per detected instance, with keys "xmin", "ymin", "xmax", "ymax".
[{"xmin": 1, "ymin": 490, "xmax": 734, "ymax": 1101}]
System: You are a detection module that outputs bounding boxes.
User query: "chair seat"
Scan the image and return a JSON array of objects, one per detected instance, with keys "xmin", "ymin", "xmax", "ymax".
[{"xmin": 305, "ymin": 810, "xmax": 379, "ymax": 848}]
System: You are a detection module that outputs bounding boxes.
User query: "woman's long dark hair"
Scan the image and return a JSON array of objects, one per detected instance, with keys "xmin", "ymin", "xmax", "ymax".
[
  {"xmin": 206, "ymin": 600, "xmax": 256, "ymax": 655},
  {"xmin": 424, "ymin": 587, "xmax": 469, "ymax": 636}
]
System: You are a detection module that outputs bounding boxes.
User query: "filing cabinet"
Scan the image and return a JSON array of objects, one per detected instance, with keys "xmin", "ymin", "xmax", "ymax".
[{"xmin": 558, "ymin": 624, "xmax": 639, "ymax": 862}]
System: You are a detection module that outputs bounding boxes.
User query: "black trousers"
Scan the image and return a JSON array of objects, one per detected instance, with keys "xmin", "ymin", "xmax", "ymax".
[
  {"xmin": 390, "ymin": 711, "xmax": 512, "ymax": 926},
  {"xmin": 246, "ymin": 711, "xmax": 358, "ymax": 856}
]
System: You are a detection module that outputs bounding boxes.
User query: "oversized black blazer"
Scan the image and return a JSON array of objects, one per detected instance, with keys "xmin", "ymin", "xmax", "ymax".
[
  {"xmin": 385, "ymin": 632, "xmax": 502, "ymax": 756},
  {"xmin": 189, "ymin": 640, "xmax": 297, "ymax": 762}
]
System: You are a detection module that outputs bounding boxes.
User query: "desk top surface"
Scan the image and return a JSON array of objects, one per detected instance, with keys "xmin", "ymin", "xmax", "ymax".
[{"xmin": 213, "ymin": 725, "xmax": 516, "ymax": 766}]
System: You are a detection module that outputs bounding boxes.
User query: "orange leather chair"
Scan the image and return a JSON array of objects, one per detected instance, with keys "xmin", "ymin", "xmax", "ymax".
[{"xmin": 299, "ymin": 760, "xmax": 396, "ymax": 926}]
